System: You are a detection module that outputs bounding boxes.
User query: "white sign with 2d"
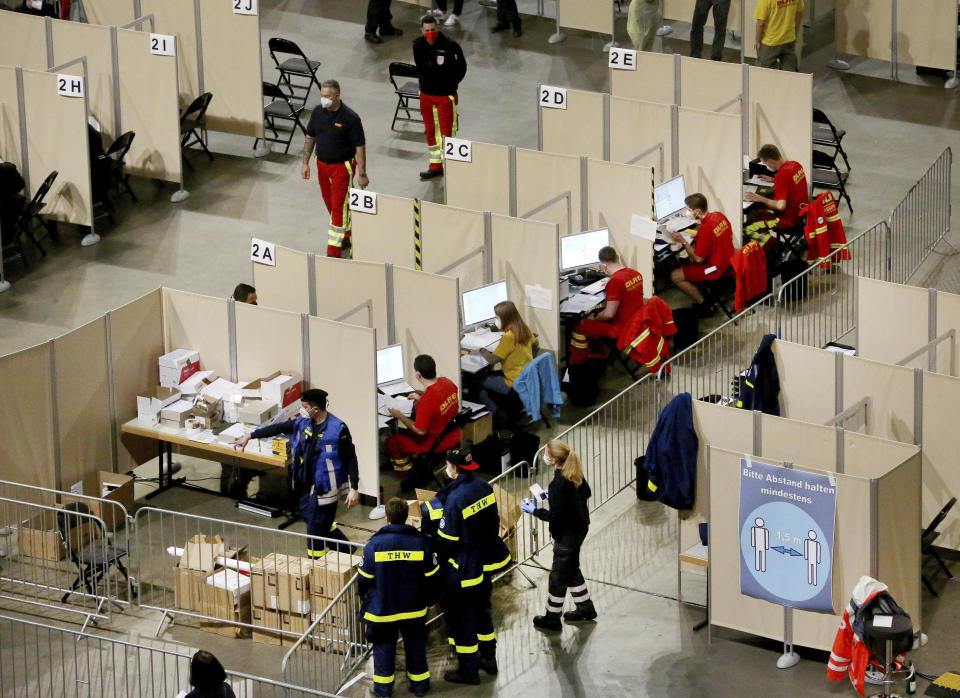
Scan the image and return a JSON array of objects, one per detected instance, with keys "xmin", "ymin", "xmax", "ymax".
[
  {"xmin": 349, "ymin": 188, "xmax": 378, "ymax": 214},
  {"xmin": 232, "ymin": 0, "xmax": 257, "ymax": 15},
  {"xmin": 150, "ymin": 33, "xmax": 176, "ymax": 56},
  {"xmin": 250, "ymin": 238, "xmax": 276, "ymax": 266},
  {"xmin": 540, "ymin": 85, "xmax": 567, "ymax": 110},
  {"xmin": 57, "ymin": 74, "xmax": 84, "ymax": 98},
  {"xmin": 608, "ymin": 47, "xmax": 637, "ymax": 70},
  {"xmin": 444, "ymin": 137, "xmax": 472, "ymax": 163}
]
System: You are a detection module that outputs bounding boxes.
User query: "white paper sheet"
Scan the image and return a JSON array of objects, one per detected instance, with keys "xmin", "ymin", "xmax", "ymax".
[
  {"xmin": 380, "ymin": 380, "xmax": 415, "ymax": 396},
  {"xmin": 524, "ymin": 284, "xmax": 554, "ymax": 311},
  {"xmin": 461, "ymin": 353, "xmax": 491, "ymax": 374},
  {"xmin": 560, "ymin": 294, "xmax": 603, "ymax": 314},
  {"xmin": 460, "ymin": 329, "xmax": 503, "ymax": 351},
  {"xmin": 629, "ymin": 213, "xmax": 658, "ymax": 242},
  {"xmin": 378, "ymin": 393, "xmax": 414, "ymax": 417}
]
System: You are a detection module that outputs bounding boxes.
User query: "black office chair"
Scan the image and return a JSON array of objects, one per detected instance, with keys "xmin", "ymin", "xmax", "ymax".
[
  {"xmin": 811, "ymin": 148, "xmax": 852, "ymax": 214},
  {"xmin": 389, "ymin": 62, "xmax": 422, "ymax": 131},
  {"xmin": 269, "ymin": 38, "xmax": 322, "ymax": 105},
  {"xmin": 401, "ymin": 410, "xmax": 472, "ymax": 492},
  {"xmin": 921, "ymin": 496, "xmax": 956, "ymax": 596},
  {"xmin": 56, "ymin": 502, "xmax": 131, "ymax": 604},
  {"xmin": 3, "ymin": 170, "xmax": 57, "ymax": 267},
  {"xmin": 812, "ymin": 107, "xmax": 850, "ymax": 171},
  {"xmin": 104, "ymin": 131, "xmax": 137, "ymax": 202},
  {"xmin": 698, "ymin": 271, "xmax": 736, "ymax": 320},
  {"xmin": 255, "ymin": 82, "xmax": 307, "ymax": 155},
  {"xmin": 180, "ymin": 92, "xmax": 214, "ymax": 172}
]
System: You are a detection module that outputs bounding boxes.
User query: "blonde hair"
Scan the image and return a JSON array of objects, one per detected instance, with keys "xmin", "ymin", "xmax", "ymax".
[
  {"xmin": 494, "ymin": 300, "xmax": 532, "ymax": 346},
  {"xmin": 545, "ymin": 439, "xmax": 583, "ymax": 487}
]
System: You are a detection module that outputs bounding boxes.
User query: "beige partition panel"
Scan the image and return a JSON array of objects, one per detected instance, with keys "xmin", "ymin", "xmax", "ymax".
[
  {"xmin": 936, "ymin": 290, "xmax": 960, "ymax": 377},
  {"xmin": 585, "ymin": 159, "xmax": 654, "ymax": 299},
  {"xmin": 772, "ymin": 341, "xmax": 835, "ymax": 423},
  {"xmin": 308, "ymin": 318, "xmax": 378, "ymax": 497},
  {"xmin": 0, "ymin": 343, "xmax": 56, "ymax": 489},
  {"xmin": 235, "ymin": 303, "xmax": 303, "ymax": 382},
  {"xmin": 444, "ymin": 141, "xmax": 511, "ymax": 215},
  {"xmin": 419, "ymin": 201, "xmax": 484, "ymax": 293},
  {"xmin": 677, "ymin": 107, "xmax": 741, "ymax": 245},
  {"xmin": 921, "ymin": 372, "xmax": 960, "ymax": 548},
  {"xmin": 314, "ymin": 257, "xmax": 389, "ymax": 347},
  {"xmin": 0, "ymin": 12, "xmax": 48, "ymax": 70},
  {"xmin": 162, "ymin": 288, "xmax": 231, "ymax": 378},
  {"xmin": 609, "ymin": 97, "xmax": 672, "ymax": 181},
  {"xmin": 0, "ymin": 68, "xmax": 21, "ymax": 169},
  {"xmin": 843, "ymin": 430, "xmax": 919, "ymax": 480},
  {"xmin": 109, "ymin": 289, "xmax": 164, "ymax": 471},
  {"xmin": 21, "ymin": 68, "xmax": 92, "ymax": 226},
  {"xmin": 81, "ymin": 0, "xmax": 136, "ymax": 26},
  {"xmin": 141, "ymin": 0, "xmax": 198, "ymax": 105},
  {"xmin": 516, "ymin": 148, "xmax": 580, "ymax": 236},
  {"xmin": 198, "ymin": 0, "xmax": 263, "ymax": 138},
  {"xmin": 875, "ymin": 454, "xmax": 922, "ymax": 629},
  {"xmin": 663, "ymin": 0, "xmax": 758, "ymax": 58},
  {"xmin": 856, "ymin": 277, "xmax": 928, "ymax": 367},
  {"xmin": 557, "ymin": 0, "xmax": 614, "ymax": 34},
  {"xmin": 748, "ymin": 67, "xmax": 812, "ymax": 191},
  {"xmin": 116, "ymin": 28, "xmax": 182, "ymax": 183},
  {"xmin": 540, "ymin": 88, "xmax": 604, "ymax": 159},
  {"xmin": 352, "ymin": 193, "xmax": 416, "ymax": 268},
  {"xmin": 51, "ymin": 20, "xmax": 117, "ymax": 140},
  {"xmin": 842, "ymin": 355, "xmax": 915, "ymax": 443},
  {"xmin": 836, "ymin": 0, "xmax": 892, "ymax": 60},
  {"xmin": 610, "ymin": 51, "xmax": 675, "ymax": 104},
  {"xmin": 393, "ymin": 267, "xmax": 461, "ymax": 392},
  {"xmin": 759, "ymin": 413, "xmax": 836, "ymax": 467},
  {"xmin": 490, "ymin": 215, "xmax": 561, "ymax": 355},
  {"xmin": 896, "ymin": 1, "xmax": 956, "ymax": 71},
  {"xmin": 808, "ymin": 0, "xmax": 835, "ymax": 20},
  {"xmin": 253, "ymin": 245, "xmax": 311, "ymax": 315},
  {"xmin": 679, "ymin": 57, "xmax": 741, "ymax": 113},
  {"xmin": 53, "ymin": 318, "xmax": 113, "ymax": 491}
]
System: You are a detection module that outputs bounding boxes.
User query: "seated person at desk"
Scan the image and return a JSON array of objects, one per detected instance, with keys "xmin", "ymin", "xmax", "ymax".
[
  {"xmin": 232, "ymin": 283, "xmax": 258, "ymax": 305},
  {"xmin": 231, "ymin": 388, "xmax": 359, "ymax": 558},
  {"xmin": 569, "ymin": 246, "xmax": 645, "ymax": 365},
  {"xmin": 744, "ymin": 144, "xmax": 809, "ymax": 238},
  {"xmin": 669, "ymin": 193, "xmax": 734, "ymax": 314},
  {"xmin": 471, "ymin": 301, "xmax": 533, "ymax": 415},
  {"xmin": 385, "ymin": 354, "xmax": 461, "ymax": 481}
]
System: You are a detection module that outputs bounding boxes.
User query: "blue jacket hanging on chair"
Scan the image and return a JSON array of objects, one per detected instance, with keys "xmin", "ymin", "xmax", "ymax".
[{"xmin": 643, "ymin": 392, "xmax": 698, "ymax": 510}]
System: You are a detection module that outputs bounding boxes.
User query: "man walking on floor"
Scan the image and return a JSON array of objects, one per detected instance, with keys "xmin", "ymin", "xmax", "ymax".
[
  {"xmin": 413, "ymin": 15, "xmax": 467, "ymax": 180},
  {"xmin": 301, "ymin": 80, "xmax": 369, "ymax": 257}
]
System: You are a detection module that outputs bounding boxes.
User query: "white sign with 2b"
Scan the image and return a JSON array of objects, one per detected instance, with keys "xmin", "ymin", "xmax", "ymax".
[{"xmin": 349, "ymin": 188, "xmax": 377, "ymax": 214}]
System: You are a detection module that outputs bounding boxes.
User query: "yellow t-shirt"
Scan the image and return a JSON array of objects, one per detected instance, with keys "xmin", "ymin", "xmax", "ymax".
[
  {"xmin": 755, "ymin": 0, "xmax": 805, "ymax": 46},
  {"xmin": 494, "ymin": 329, "xmax": 533, "ymax": 386}
]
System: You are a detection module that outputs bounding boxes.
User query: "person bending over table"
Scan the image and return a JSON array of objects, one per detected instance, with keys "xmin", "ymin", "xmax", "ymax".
[
  {"xmin": 232, "ymin": 388, "xmax": 359, "ymax": 557},
  {"xmin": 470, "ymin": 300, "xmax": 533, "ymax": 416},
  {"xmin": 669, "ymin": 193, "xmax": 734, "ymax": 316},
  {"xmin": 744, "ymin": 143, "xmax": 809, "ymax": 240}
]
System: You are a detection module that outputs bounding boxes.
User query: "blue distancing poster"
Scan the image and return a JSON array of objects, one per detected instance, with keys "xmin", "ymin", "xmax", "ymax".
[{"xmin": 738, "ymin": 457, "xmax": 837, "ymax": 612}]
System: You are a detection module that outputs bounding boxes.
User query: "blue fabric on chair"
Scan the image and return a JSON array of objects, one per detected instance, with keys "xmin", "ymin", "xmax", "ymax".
[{"xmin": 512, "ymin": 353, "xmax": 563, "ymax": 422}]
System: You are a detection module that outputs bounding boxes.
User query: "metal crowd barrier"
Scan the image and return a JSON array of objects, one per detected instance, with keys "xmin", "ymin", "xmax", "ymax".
[{"xmin": 0, "ymin": 613, "xmax": 337, "ymax": 697}]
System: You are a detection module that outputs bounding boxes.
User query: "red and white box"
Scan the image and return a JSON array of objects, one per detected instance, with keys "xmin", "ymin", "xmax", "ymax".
[{"xmin": 159, "ymin": 349, "xmax": 200, "ymax": 388}]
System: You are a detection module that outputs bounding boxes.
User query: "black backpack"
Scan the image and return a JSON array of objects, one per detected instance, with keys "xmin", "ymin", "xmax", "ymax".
[
  {"xmin": 634, "ymin": 456, "xmax": 658, "ymax": 501},
  {"xmin": 671, "ymin": 308, "xmax": 699, "ymax": 353},
  {"xmin": 566, "ymin": 363, "xmax": 600, "ymax": 408},
  {"xmin": 851, "ymin": 591, "xmax": 912, "ymax": 661}
]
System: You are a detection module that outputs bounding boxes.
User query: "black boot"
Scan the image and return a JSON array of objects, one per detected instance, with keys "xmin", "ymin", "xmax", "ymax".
[
  {"xmin": 443, "ymin": 669, "xmax": 480, "ymax": 685},
  {"xmin": 533, "ymin": 613, "xmax": 562, "ymax": 631},
  {"xmin": 479, "ymin": 656, "xmax": 499, "ymax": 675},
  {"xmin": 563, "ymin": 600, "xmax": 597, "ymax": 622}
]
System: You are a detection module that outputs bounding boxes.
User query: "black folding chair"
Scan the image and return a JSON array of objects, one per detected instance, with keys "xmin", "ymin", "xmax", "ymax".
[
  {"xmin": 255, "ymin": 82, "xmax": 307, "ymax": 155},
  {"xmin": 3, "ymin": 170, "xmax": 58, "ymax": 267},
  {"xmin": 698, "ymin": 271, "xmax": 736, "ymax": 320},
  {"xmin": 402, "ymin": 410, "xmax": 472, "ymax": 492},
  {"xmin": 56, "ymin": 502, "xmax": 131, "ymax": 604},
  {"xmin": 921, "ymin": 496, "xmax": 956, "ymax": 596},
  {"xmin": 812, "ymin": 107, "xmax": 850, "ymax": 171},
  {"xmin": 389, "ymin": 62, "xmax": 422, "ymax": 131},
  {"xmin": 180, "ymin": 92, "xmax": 214, "ymax": 172},
  {"xmin": 269, "ymin": 38, "xmax": 322, "ymax": 105},
  {"xmin": 811, "ymin": 148, "xmax": 852, "ymax": 214},
  {"xmin": 104, "ymin": 131, "xmax": 137, "ymax": 202}
]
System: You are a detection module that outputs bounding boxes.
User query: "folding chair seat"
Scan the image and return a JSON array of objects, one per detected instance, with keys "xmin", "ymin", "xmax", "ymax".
[
  {"xmin": 104, "ymin": 131, "xmax": 137, "ymax": 202},
  {"xmin": 180, "ymin": 92, "xmax": 214, "ymax": 172},
  {"xmin": 921, "ymin": 496, "xmax": 956, "ymax": 596},
  {"xmin": 697, "ymin": 268, "xmax": 736, "ymax": 320},
  {"xmin": 3, "ymin": 170, "xmax": 57, "ymax": 267},
  {"xmin": 811, "ymin": 148, "xmax": 852, "ymax": 214},
  {"xmin": 255, "ymin": 82, "xmax": 307, "ymax": 155},
  {"xmin": 389, "ymin": 62, "xmax": 422, "ymax": 131},
  {"xmin": 56, "ymin": 502, "xmax": 130, "ymax": 604},
  {"xmin": 812, "ymin": 107, "xmax": 850, "ymax": 171},
  {"xmin": 269, "ymin": 38, "xmax": 322, "ymax": 105}
]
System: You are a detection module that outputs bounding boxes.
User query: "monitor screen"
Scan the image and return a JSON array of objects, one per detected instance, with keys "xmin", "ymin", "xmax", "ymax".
[
  {"xmin": 462, "ymin": 280, "xmax": 509, "ymax": 327},
  {"xmin": 376, "ymin": 343, "xmax": 405, "ymax": 385},
  {"xmin": 654, "ymin": 175, "xmax": 687, "ymax": 221},
  {"xmin": 560, "ymin": 228, "xmax": 610, "ymax": 271}
]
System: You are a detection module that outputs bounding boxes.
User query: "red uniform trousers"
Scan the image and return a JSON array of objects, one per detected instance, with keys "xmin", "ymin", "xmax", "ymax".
[
  {"xmin": 386, "ymin": 431, "xmax": 461, "ymax": 478},
  {"xmin": 569, "ymin": 319, "xmax": 623, "ymax": 365},
  {"xmin": 420, "ymin": 93, "xmax": 459, "ymax": 173},
  {"xmin": 316, "ymin": 158, "xmax": 355, "ymax": 257}
]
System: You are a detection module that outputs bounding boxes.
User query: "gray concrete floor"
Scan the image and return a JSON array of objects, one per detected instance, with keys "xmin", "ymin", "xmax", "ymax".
[{"xmin": 3, "ymin": 0, "xmax": 960, "ymax": 696}]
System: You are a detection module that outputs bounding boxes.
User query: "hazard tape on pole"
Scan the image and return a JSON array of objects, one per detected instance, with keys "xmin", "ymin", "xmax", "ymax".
[{"xmin": 414, "ymin": 198, "xmax": 422, "ymax": 270}]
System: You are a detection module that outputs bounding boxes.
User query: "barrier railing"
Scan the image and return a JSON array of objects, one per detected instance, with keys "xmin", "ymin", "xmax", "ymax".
[{"xmin": 0, "ymin": 613, "xmax": 337, "ymax": 697}]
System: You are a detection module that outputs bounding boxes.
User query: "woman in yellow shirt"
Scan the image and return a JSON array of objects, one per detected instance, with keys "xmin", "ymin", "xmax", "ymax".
[{"xmin": 474, "ymin": 300, "xmax": 533, "ymax": 415}]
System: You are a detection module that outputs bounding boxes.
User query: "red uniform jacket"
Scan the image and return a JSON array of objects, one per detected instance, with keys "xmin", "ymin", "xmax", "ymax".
[
  {"xmin": 731, "ymin": 241, "xmax": 767, "ymax": 311},
  {"xmin": 617, "ymin": 296, "xmax": 676, "ymax": 374},
  {"xmin": 802, "ymin": 192, "xmax": 849, "ymax": 269}
]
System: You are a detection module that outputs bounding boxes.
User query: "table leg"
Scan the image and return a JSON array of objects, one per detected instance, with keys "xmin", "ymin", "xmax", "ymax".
[{"xmin": 144, "ymin": 441, "xmax": 197, "ymax": 499}]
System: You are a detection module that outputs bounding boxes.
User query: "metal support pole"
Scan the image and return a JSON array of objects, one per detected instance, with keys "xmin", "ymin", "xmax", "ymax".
[
  {"xmin": 48, "ymin": 340, "xmax": 62, "ymax": 490},
  {"xmin": 752, "ymin": 409, "xmax": 762, "ymax": 456},
  {"xmin": 301, "ymin": 314, "xmax": 311, "ymax": 386},
  {"xmin": 741, "ymin": 64, "xmax": 750, "ymax": 163},
  {"xmin": 670, "ymin": 105, "xmax": 680, "ymax": 177},
  {"xmin": 104, "ymin": 313, "xmax": 120, "ymax": 472},
  {"xmin": 15, "ymin": 68, "xmax": 29, "ymax": 194},
  {"xmin": 508, "ymin": 145, "xmax": 518, "ymax": 217},
  {"xmin": 777, "ymin": 459, "xmax": 800, "ymax": 669},
  {"xmin": 227, "ymin": 298, "xmax": 238, "ymax": 382},
  {"xmin": 602, "ymin": 92, "xmax": 611, "ymax": 161},
  {"xmin": 45, "ymin": 17, "xmax": 54, "ymax": 69},
  {"xmin": 834, "ymin": 425, "xmax": 844, "ymax": 474},
  {"xmin": 673, "ymin": 53, "xmax": 681, "ymax": 106},
  {"xmin": 579, "ymin": 156, "xmax": 589, "ymax": 231},
  {"xmin": 110, "ymin": 26, "xmax": 122, "ymax": 137},
  {"xmin": 194, "ymin": 0, "xmax": 205, "ymax": 94},
  {"xmin": 537, "ymin": 84, "xmax": 543, "ymax": 151},
  {"xmin": 307, "ymin": 253, "xmax": 318, "ymax": 316},
  {"xmin": 890, "ymin": 0, "xmax": 898, "ymax": 82},
  {"xmin": 913, "ymin": 368, "xmax": 923, "ymax": 446},
  {"xmin": 385, "ymin": 263, "xmax": 396, "ymax": 345},
  {"xmin": 548, "ymin": 6, "xmax": 566, "ymax": 43},
  {"xmin": 834, "ymin": 351, "xmax": 843, "ymax": 416},
  {"xmin": 482, "ymin": 211, "xmax": 494, "ymax": 284},
  {"xmin": 928, "ymin": 288, "xmax": 937, "ymax": 372}
]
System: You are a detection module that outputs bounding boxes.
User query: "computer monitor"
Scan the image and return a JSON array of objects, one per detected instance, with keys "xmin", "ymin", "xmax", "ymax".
[
  {"xmin": 376, "ymin": 343, "xmax": 405, "ymax": 386},
  {"xmin": 654, "ymin": 175, "xmax": 687, "ymax": 221},
  {"xmin": 560, "ymin": 228, "xmax": 610, "ymax": 272},
  {"xmin": 462, "ymin": 280, "xmax": 509, "ymax": 328}
]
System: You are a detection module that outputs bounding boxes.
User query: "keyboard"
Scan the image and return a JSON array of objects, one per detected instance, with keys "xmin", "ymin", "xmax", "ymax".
[{"xmin": 663, "ymin": 216, "xmax": 697, "ymax": 233}]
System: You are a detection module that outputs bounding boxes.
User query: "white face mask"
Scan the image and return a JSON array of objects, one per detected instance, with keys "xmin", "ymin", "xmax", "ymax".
[
  {"xmin": 299, "ymin": 407, "xmax": 311, "ymax": 419},
  {"xmin": 320, "ymin": 97, "xmax": 334, "ymax": 109},
  {"xmin": 446, "ymin": 464, "xmax": 459, "ymax": 480}
]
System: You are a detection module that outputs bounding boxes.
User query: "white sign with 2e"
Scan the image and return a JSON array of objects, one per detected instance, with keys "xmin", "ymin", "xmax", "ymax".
[{"xmin": 608, "ymin": 47, "xmax": 637, "ymax": 70}]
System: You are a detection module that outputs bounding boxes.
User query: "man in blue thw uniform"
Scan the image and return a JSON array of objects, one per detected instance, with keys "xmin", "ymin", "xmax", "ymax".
[{"xmin": 358, "ymin": 497, "xmax": 438, "ymax": 697}]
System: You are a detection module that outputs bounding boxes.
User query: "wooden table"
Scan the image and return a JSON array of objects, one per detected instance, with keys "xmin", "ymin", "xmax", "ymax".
[{"xmin": 680, "ymin": 542, "xmax": 709, "ymax": 631}]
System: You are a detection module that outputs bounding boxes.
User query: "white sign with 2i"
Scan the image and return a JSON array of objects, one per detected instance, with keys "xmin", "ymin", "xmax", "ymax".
[
  {"xmin": 540, "ymin": 85, "xmax": 567, "ymax": 110},
  {"xmin": 232, "ymin": 0, "xmax": 257, "ymax": 15},
  {"xmin": 150, "ymin": 33, "xmax": 176, "ymax": 56},
  {"xmin": 250, "ymin": 238, "xmax": 276, "ymax": 266},
  {"xmin": 57, "ymin": 74, "xmax": 84, "ymax": 98},
  {"xmin": 444, "ymin": 137, "xmax": 472, "ymax": 163},
  {"xmin": 608, "ymin": 47, "xmax": 637, "ymax": 70},
  {"xmin": 349, "ymin": 188, "xmax": 378, "ymax": 214}
]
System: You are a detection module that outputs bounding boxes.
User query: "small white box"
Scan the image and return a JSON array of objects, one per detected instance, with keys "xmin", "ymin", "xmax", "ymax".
[
  {"xmin": 137, "ymin": 386, "xmax": 181, "ymax": 423},
  {"xmin": 159, "ymin": 349, "xmax": 200, "ymax": 388},
  {"xmin": 216, "ymin": 423, "xmax": 248, "ymax": 444},
  {"xmin": 178, "ymin": 370, "xmax": 217, "ymax": 396},
  {"xmin": 161, "ymin": 399, "xmax": 195, "ymax": 428},
  {"xmin": 238, "ymin": 399, "xmax": 278, "ymax": 426}
]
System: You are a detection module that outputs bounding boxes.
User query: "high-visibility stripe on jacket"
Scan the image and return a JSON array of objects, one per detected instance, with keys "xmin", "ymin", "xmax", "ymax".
[
  {"xmin": 616, "ymin": 296, "xmax": 675, "ymax": 374},
  {"xmin": 802, "ymin": 192, "xmax": 849, "ymax": 269}
]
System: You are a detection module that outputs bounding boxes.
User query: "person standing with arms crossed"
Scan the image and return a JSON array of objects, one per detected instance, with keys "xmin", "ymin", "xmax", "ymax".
[
  {"xmin": 301, "ymin": 80, "xmax": 369, "ymax": 258},
  {"xmin": 521, "ymin": 440, "xmax": 596, "ymax": 631},
  {"xmin": 413, "ymin": 15, "xmax": 467, "ymax": 180}
]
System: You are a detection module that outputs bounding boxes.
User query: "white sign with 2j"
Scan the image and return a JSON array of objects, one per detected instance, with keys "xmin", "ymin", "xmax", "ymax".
[
  {"xmin": 57, "ymin": 74, "xmax": 84, "ymax": 98},
  {"xmin": 150, "ymin": 33, "xmax": 176, "ymax": 57},
  {"xmin": 540, "ymin": 85, "xmax": 567, "ymax": 110},
  {"xmin": 444, "ymin": 137, "xmax": 472, "ymax": 163},
  {"xmin": 232, "ymin": 0, "xmax": 257, "ymax": 15},
  {"xmin": 250, "ymin": 238, "xmax": 276, "ymax": 266},
  {"xmin": 349, "ymin": 188, "xmax": 378, "ymax": 214},
  {"xmin": 608, "ymin": 47, "xmax": 637, "ymax": 70}
]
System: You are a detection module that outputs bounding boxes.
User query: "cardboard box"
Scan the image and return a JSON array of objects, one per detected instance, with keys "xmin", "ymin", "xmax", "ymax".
[
  {"xmin": 136, "ymin": 385, "xmax": 181, "ymax": 423},
  {"xmin": 462, "ymin": 413, "xmax": 492, "ymax": 444},
  {"xmin": 62, "ymin": 471, "xmax": 134, "ymax": 532},
  {"xmin": 242, "ymin": 370, "xmax": 302, "ymax": 420},
  {"xmin": 174, "ymin": 534, "xmax": 225, "ymax": 613},
  {"xmin": 177, "ymin": 370, "xmax": 217, "ymax": 396},
  {"xmin": 18, "ymin": 509, "xmax": 93, "ymax": 561},
  {"xmin": 279, "ymin": 609, "xmax": 313, "ymax": 637},
  {"xmin": 492, "ymin": 483, "xmax": 522, "ymax": 531},
  {"xmin": 251, "ymin": 553, "xmax": 313, "ymax": 613},
  {"xmin": 199, "ymin": 567, "xmax": 252, "ymax": 638},
  {"xmin": 160, "ymin": 399, "xmax": 194, "ymax": 428},
  {"xmin": 252, "ymin": 607, "xmax": 284, "ymax": 646},
  {"xmin": 189, "ymin": 394, "xmax": 221, "ymax": 429},
  {"xmin": 238, "ymin": 399, "xmax": 279, "ymax": 426},
  {"xmin": 309, "ymin": 551, "xmax": 361, "ymax": 599},
  {"xmin": 159, "ymin": 349, "xmax": 200, "ymax": 388}
]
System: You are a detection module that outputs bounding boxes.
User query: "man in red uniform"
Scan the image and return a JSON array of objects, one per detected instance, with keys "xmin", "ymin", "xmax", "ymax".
[
  {"xmin": 745, "ymin": 143, "xmax": 809, "ymax": 236},
  {"xmin": 413, "ymin": 15, "xmax": 467, "ymax": 180},
  {"xmin": 669, "ymin": 193, "xmax": 735, "ymax": 315},
  {"xmin": 386, "ymin": 354, "xmax": 461, "ymax": 486},
  {"xmin": 569, "ymin": 246, "xmax": 645, "ymax": 365},
  {"xmin": 301, "ymin": 80, "xmax": 369, "ymax": 258}
]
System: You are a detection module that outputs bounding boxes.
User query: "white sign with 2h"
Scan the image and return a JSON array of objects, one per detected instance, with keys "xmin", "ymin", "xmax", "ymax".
[{"xmin": 57, "ymin": 74, "xmax": 84, "ymax": 98}]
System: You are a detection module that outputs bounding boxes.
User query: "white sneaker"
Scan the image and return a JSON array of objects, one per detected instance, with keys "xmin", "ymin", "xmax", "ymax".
[
  {"xmin": 656, "ymin": 24, "xmax": 673, "ymax": 36},
  {"xmin": 429, "ymin": 8, "xmax": 445, "ymax": 19},
  {"xmin": 444, "ymin": 13, "xmax": 459, "ymax": 26}
]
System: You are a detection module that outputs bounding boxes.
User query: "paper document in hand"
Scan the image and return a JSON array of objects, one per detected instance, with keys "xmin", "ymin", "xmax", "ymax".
[
  {"xmin": 460, "ymin": 330, "xmax": 503, "ymax": 351},
  {"xmin": 378, "ymin": 393, "xmax": 414, "ymax": 417},
  {"xmin": 630, "ymin": 213, "xmax": 658, "ymax": 242},
  {"xmin": 460, "ymin": 353, "xmax": 490, "ymax": 374},
  {"xmin": 461, "ymin": 399, "xmax": 487, "ymax": 414},
  {"xmin": 380, "ymin": 380, "xmax": 415, "ymax": 396},
  {"xmin": 560, "ymin": 294, "xmax": 603, "ymax": 314}
]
